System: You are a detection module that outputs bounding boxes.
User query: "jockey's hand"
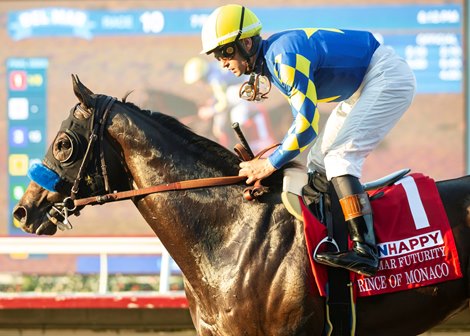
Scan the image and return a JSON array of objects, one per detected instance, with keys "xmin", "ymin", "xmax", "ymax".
[{"xmin": 239, "ymin": 158, "xmax": 276, "ymax": 184}]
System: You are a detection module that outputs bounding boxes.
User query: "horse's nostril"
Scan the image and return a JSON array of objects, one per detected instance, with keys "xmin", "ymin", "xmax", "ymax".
[{"xmin": 13, "ymin": 206, "xmax": 27, "ymax": 224}]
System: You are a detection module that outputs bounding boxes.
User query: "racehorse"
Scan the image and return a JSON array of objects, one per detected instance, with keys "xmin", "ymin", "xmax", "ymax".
[{"xmin": 13, "ymin": 75, "xmax": 470, "ymax": 335}]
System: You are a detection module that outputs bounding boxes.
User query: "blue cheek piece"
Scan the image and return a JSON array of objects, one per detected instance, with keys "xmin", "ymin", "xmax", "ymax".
[{"xmin": 27, "ymin": 163, "xmax": 61, "ymax": 192}]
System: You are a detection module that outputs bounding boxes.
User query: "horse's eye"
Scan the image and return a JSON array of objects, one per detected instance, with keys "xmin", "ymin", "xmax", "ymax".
[
  {"xmin": 58, "ymin": 140, "xmax": 71, "ymax": 150},
  {"xmin": 53, "ymin": 132, "xmax": 74, "ymax": 163}
]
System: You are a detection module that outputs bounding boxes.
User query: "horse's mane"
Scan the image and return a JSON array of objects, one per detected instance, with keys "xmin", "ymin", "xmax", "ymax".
[
  {"xmin": 115, "ymin": 97, "xmax": 240, "ymax": 166},
  {"xmin": 112, "ymin": 96, "xmax": 303, "ymax": 190}
]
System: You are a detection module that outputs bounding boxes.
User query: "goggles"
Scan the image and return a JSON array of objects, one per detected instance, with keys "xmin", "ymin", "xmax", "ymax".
[
  {"xmin": 213, "ymin": 43, "xmax": 237, "ymax": 61},
  {"xmin": 239, "ymin": 73, "xmax": 271, "ymax": 101}
]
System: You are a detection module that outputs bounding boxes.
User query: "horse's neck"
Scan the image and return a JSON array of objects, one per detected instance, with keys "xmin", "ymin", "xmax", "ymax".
[
  {"xmin": 106, "ymin": 109, "xmax": 243, "ymax": 280},
  {"xmin": 110, "ymin": 107, "xmax": 240, "ymax": 175}
]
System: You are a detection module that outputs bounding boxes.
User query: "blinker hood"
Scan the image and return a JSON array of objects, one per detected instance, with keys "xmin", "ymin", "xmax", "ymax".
[
  {"xmin": 28, "ymin": 100, "xmax": 106, "ymax": 196},
  {"xmin": 43, "ymin": 105, "xmax": 93, "ymax": 192}
]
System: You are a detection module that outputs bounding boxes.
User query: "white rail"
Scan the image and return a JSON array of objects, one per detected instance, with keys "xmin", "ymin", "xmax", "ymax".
[{"xmin": 0, "ymin": 237, "xmax": 176, "ymax": 295}]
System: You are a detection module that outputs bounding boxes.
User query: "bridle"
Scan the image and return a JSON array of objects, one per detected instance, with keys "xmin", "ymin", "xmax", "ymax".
[
  {"xmin": 30, "ymin": 95, "xmax": 247, "ymax": 234},
  {"xmin": 32, "ymin": 95, "xmax": 117, "ymax": 233}
]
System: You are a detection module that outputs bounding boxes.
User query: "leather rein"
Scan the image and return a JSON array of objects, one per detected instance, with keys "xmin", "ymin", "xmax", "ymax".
[
  {"xmin": 73, "ymin": 175, "xmax": 246, "ymax": 208},
  {"xmin": 72, "ymin": 142, "xmax": 279, "ymax": 208}
]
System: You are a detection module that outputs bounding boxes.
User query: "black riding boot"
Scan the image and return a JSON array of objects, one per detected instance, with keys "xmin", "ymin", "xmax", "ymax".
[{"xmin": 315, "ymin": 175, "xmax": 379, "ymax": 277}]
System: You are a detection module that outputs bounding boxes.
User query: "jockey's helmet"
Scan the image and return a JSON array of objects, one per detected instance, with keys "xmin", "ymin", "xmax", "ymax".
[{"xmin": 200, "ymin": 5, "xmax": 262, "ymax": 55}]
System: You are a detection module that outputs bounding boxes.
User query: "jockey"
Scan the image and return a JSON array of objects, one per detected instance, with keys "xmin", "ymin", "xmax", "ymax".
[{"xmin": 200, "ymin": 4, "xmax": 416, "ymax": 277}]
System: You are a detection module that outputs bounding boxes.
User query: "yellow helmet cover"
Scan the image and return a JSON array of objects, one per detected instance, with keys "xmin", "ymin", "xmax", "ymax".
[{"xmin": 201, "ymin": 4, "xmax": 262, "ymax": 54}]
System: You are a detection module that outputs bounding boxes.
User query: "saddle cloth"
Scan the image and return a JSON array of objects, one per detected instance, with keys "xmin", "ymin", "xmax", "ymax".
[{"xmin": 302, "ymin": 173, "xmax": 462, "ymax": 297}]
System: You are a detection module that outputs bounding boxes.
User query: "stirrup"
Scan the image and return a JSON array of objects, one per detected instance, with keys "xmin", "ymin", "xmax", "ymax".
[{"xmin": 313, "ymin": 236, "xmax": 339, "ymax": 262}]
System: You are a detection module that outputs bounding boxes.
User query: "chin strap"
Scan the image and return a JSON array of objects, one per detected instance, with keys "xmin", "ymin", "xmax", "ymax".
[{"xmin": 234, "ymin": 6, "xmax": 255, "ymax": 73}]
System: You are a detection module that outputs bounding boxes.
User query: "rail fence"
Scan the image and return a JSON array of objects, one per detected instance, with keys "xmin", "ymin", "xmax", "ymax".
[{"xmin": 0, "ymin": 237, "xmax": 188, "ymax": 309}]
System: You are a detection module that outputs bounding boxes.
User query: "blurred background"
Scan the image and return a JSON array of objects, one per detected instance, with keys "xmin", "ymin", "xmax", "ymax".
[{"xmin": 0, "ymin": 0, "xmax": 466, "ymax": 334}]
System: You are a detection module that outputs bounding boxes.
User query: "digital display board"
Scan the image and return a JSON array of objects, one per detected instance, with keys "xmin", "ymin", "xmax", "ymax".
[
  {"xmin": 7, "ymin": 58, "xmax": 48, "ymax": 235},
  {"xmin": 6, "ymin": 4, "xmax": 463, "ymax": 94}
]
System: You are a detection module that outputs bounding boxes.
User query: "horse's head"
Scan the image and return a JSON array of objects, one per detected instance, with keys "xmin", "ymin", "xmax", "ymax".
[{"xmin": 13, "ymin": 75, "xmax": 128, "ymax": 235}]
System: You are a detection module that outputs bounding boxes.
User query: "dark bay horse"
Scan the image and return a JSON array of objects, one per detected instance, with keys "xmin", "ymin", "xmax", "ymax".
[{"xmin": 13, "ymin": 76, "xmax": 470, "ymax": 335}]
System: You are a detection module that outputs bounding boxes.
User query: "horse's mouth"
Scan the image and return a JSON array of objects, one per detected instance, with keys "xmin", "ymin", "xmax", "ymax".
[
  {"xmin": 34, "ymin": 218, "xmax": 59, "ymax": 235},
  {"xmin": 13, "ymin": 205, "xmax": 58, "ymax": 235}
]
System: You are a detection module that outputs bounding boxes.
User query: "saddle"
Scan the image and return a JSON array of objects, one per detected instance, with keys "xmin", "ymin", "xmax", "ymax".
[{"xmin": 281, "ymin": 168, "xmax": 410, "ymax": 222}]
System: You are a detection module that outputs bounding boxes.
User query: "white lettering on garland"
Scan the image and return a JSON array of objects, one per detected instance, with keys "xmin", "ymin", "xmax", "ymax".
[
  {"xmin": 404, "ymin": 263, "xmax": 450, "ymax": 284},
  {"xmin": 378, "ymin": 230, "xmax": 443, "ymax": 257}
]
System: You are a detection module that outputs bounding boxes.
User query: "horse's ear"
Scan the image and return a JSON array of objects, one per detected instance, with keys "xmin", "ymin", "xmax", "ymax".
[{"xmin": 71, "ymin": 74, "xmax": 94, "ymax": 109}]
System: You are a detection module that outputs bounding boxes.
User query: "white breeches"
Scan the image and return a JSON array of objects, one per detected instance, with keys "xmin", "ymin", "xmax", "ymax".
[{"xmin": 307, "ymin": 45, "xmax": 416, "ymax": 180}]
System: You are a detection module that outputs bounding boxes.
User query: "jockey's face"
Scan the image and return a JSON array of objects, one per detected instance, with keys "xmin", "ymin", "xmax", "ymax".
[{"xmin": 213, "ymin": 38, "xmax": 253, "ymax": 77}]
